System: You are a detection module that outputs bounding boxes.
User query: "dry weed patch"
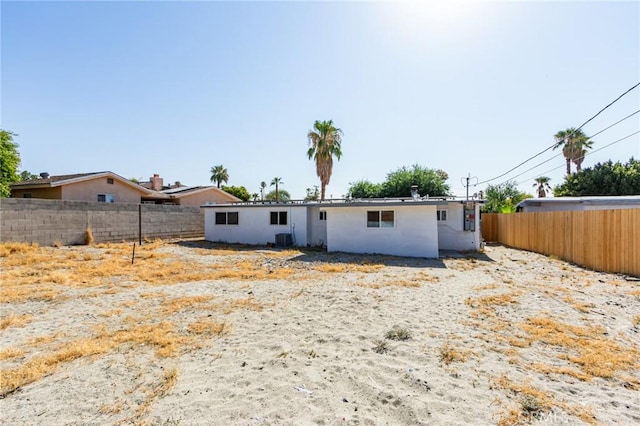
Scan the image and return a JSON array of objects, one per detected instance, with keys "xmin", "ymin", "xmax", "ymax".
[
  {"xmin": 438, "ymin": 342, "xmax": 472, "ymax": 365},
  {"xmin": 0, "ymin": 314, "xmax": 33, "ymax": 330},
  {"xmin": 493, "ymin": 375, "xmax": 596, "ymax": 426},
  {"xmin": 187, "ymin": 320, "xmax": 228, "ymax": 336},
  {"xmin": 313, "ymin": 263, "xmax": 384, "ymax": 273},
  {"xmin": 161, "ymin": 295, "xmax": 214, "ymax": 314},
  {"xmin": 517, "ymin": 316, "xmax": 639, "ymax": 380},
  {"xmin": 0, "ymin": 347, "xmax": 26, "ymax": 361}
]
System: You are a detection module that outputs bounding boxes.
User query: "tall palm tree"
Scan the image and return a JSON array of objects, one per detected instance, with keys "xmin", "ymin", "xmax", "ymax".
[
  {"xmin": 210, "ymin": 165, "xmax": 229, "ymax": 188},
  {"xmin": 307, "ymin": 120, "xmax": 343, "ymax": 201},
  {"xmin": 260, "ymin": 181, "xmax": 267, "ymax": 201},
  {"xmin": 553, "ymin": 128, "xmax": 593, "ymax": 175},
  {"xmin": 270, "ymin": 177, "xmax": 283, "ymax": 202},
  {"xmin": 533, "ymin": 176, "xmax": 552, "ymax": 198}
]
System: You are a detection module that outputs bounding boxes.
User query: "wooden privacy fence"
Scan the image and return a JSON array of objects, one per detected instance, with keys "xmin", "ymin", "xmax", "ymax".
[{"xmin": 481, "ymin": 210, "xmax": 640, "ymax": 276}]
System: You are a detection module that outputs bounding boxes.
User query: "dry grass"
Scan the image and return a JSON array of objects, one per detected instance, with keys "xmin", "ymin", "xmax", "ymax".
[
  {"xmin": 187, "ymin": 320, "xmax": 228, "ymax": 336},
  {"xmin": 438, "ymin": 342, "xmax": 472, "ymax": 365},
  {"xmin": 517, "ymin": 316, "xmax": 639, "ymax": 380},
  {"xmin": 161, "ymin": 295, "xmax": 214, "ymax": 314},
  {"xmin": 84, "ymin": 227, "xmax": 94, "ymax": 245},
  {"xmin": 493, "ymin": 375, "xmax": 596, "ymax": 426},
  {"xmin": 0, "ymin": 314, "xmax": 33, "ymax": 330},
  {"xmin": 312, "ymin": 263, "xmax": 384, "ymax": 273},
  {"xmin": 0, "ymin": 347, "xmax": 26, "ymax": 361},
  {"xmin": 465, "ymin": 292, "xmax": 520, "ymax": 308},
  {"xmin": 0, "ymin": 241, "xmax": 297, "ymax": 304}
]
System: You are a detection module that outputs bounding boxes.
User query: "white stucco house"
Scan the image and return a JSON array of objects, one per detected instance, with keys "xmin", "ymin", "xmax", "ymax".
[
  {"xmin": 516, "ymin": 196, "xmax": 640, "ymax": 213},
  {"xmin": 201, "ymin": 198, "xmax": 482, "ymax": 258}
]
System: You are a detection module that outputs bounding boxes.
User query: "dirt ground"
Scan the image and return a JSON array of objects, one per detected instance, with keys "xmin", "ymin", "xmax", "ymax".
[{"xmin": 1, "ymin": 240, "xmax": 639, "ymax": 425}]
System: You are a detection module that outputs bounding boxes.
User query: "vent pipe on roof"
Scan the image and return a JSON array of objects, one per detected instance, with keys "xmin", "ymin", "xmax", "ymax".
[
  {"xmin": 410, "ymin": 185, "xmax": 419, "ymax": 200},
  {"xmin": 40, "ymin": 172, "xmax": 50, "ymax": 179}
]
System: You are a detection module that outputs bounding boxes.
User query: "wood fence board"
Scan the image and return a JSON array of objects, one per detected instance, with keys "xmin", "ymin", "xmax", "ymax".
[{"xmin": 480, "ymin": 209, "xmax": 640, "ymax": 276}]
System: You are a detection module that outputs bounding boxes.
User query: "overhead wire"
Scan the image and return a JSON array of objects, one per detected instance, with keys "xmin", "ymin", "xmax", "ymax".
[
  {"xmin": 493, "ymin": 110, "xmax": 640, "ymax": 185},
  {"xmin": 475, "ymin": 82, "xmax": 640, "ymax": 186},
  {"xmin": 516, "ymin": 130, "xmax": 640, "ymax": 184}
]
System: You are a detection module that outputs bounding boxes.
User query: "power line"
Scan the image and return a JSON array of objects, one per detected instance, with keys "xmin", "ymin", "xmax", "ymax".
[
  {"xmin": 489, "ymin": 110, "xmax": 640, "ymax": 184},
  {"xmin": 520, "ymin": 130, "xmax": 640, "ymax": 183},
  {"xmin": 588, "ymin": 109, "xmax": 639, "ymax": 139},
  {"xmin": 476, "ymin": 82, "xmax": 640, "ymax": 185}
]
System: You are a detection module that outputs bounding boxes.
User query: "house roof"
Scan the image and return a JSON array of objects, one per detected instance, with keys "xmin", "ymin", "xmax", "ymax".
[
  {"xmin": 10, "ymin": 171, "xmax": 154, "ymax": 194},
  {"xmin": 161, "ymin": 186, "xmax": 240, "ymax": 200},
  {"xmin": 201, "ymin": 197, "xmax": 480, "ymax": 208},
  {"xmin": 517, "ymin": 195, "xmax": 640, "ymax": 209}
]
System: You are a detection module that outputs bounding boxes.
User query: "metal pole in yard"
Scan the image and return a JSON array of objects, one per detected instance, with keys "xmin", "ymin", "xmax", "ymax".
[{"xmin": 138, "ymin": 204, "xmax": 142, "ymax": 245}]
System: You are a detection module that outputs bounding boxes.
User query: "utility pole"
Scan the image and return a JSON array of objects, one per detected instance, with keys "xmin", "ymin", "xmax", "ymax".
[{"xmin": 460, "ymin": 173, "xmax": 478, "ymax": 201}]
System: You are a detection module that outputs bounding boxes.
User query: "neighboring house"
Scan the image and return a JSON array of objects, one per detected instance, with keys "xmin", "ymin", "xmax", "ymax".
[
  {"xmin": 9, "ymin": 172, "xmax": 152, "ymax": 203},
  {"xmin": 516, "ymin": 196, "xmax": 640, "ymax": 213},
  {"xmin": 9, "ymin": 171, "xmax": 240, "ymax": 205},
  {"xmin": 202, "ymin": 199, "xmax": 482, "ymax": 258},
  {"xmin": 149, "ymin": 186, "xmax": 240, "ymax": 206}
]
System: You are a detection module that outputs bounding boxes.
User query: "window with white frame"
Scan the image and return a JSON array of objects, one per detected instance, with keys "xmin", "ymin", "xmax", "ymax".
[
  {"xmin": 97, "ymin": 194, "xmax": 115, "ymax": 203},
  {"xmin": 319, "ymin": 211, "xmax": 327, "ymax": 221},
  {"xmin": 437, "ymin": 209, "xmax": 448, "ymax": 221},
  {"xmin": 366, "ymin": 210, "xmax": 394, "ymax": 228},
  {"xmin": 215, "ymin": 212, "xmax": 239, "ymax": 225},
  {"xmin": 270, "ymin": 211, "xmax": 288, "ymax": 225}
]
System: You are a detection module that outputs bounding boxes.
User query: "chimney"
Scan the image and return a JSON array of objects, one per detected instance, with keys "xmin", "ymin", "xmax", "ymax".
[
  {"xmin": 150, "ymin": 174, "xmax": 164, "ymax": 191},
  {"xmin": 40, "ymin": 172, "xmax": 50, "ymax": 179}
]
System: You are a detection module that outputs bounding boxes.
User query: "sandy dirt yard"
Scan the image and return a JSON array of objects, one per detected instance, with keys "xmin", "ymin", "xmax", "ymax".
[{"xmin": 1, "ymin": 240, "xmax": 639, "ymax": 426}]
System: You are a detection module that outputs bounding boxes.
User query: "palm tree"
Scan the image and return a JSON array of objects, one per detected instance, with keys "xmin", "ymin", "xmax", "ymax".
[
  {"xmin": 210, "ymin": 165, "xmax": 229, "ymax": 188},
  {"xmin": 533, "ymin": 176, "xmax": 552, "ymax": 198},
  {"xmin": 270, "ymin": 177, "xmax": 283, "ymax": 202},
  {"xmin": 260, "ymin": 181, "xmax": 267, "ymax": 201},
  {"xmin": 307, "ymin": 120, "xmax": 343, "ymax": 201},
  {"xmin": 251, "ymin": 193, "xmax": 259, "ymax": 202},
  {"xmin": 553, "ymin": 128, "xmax": 593, "ymax": 175}
]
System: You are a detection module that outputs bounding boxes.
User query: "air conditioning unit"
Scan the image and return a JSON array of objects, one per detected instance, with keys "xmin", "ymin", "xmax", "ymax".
[{"xmin": 275, "ymin": 233, "xmax": 293, "ymax": 247}]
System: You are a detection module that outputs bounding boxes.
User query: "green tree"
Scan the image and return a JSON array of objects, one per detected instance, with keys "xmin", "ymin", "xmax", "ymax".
[
  {"xmin": 210, "ymin": 165, "xmax": 229, "ymax": 188},
  {"xmin": 532, "ymin": 176, "xmax": 552, "ymax": 198},
  {"xmin": 554, "ymin": 158, "xmax": 640, "ymax": 196},
  {"xmin": 482, "ymin": 181, "xmax": 531, "ymax": 213},
  {"xmin": 270, "ymin": 177, "xmax": 284, "ymax": 202},
  {"xmin": 307, "ymin": 120, "xmax": 343, "ymax": 201},
  {"xmin": 348, "ymin": 179, "xmax": 383, "ymax": 198},
  {"xmin": 221, "ymin": 185, "xmax": 251, "ymax": 201},
  {"xmin": 19, "ymin": 170, "xmax": 39, "ymax": 181},
  {"xmin": 304, "ymin": 186, "xmax": 320, "ymax": 201},
  {"xmin": 251, "ymin": 193, "xmax": 259, "ymax": 202},
  {"xmin": 380, "ymin": 165, "xmax": 450, "ymax": 198},
  {"xmin": 0, "ymin": 130, "xmax": 21, "ymax": 197},
  {"xmin": 553, "ymin": 128, "xmax": 594, "ymax": 175},
  {"xmin": 347, "ymin": 165, "xmax": 450, "ymax": 198},
  {"xmin": 265, "ymin": 189, "xmax": 290, "ymax": 202}
]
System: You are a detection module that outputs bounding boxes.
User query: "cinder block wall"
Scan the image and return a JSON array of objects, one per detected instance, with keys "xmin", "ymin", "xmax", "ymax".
[{"xmin": 0, "ymin": 199, "xmax": 204, "ymax": 245}]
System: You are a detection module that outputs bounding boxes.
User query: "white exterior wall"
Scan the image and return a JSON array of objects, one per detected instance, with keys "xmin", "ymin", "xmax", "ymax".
[
  {"xmin": 204, "ymin": 205, "xmax": 308, "ymax": 246},
  {"xmin": 323, "ymin": 205, "xmax": 438, "ymax": 258},
  {"xmin": 437, "ymin": 202, "xmax": 482, "ymax": 251},
  {"xmin": 306, "ymin": 206, "xmax": 328, "ymax": 247}
]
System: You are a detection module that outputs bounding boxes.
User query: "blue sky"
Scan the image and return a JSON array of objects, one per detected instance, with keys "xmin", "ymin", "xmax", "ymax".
[{"xmin": 2, "ymin": 0, "xmax": 639, "ymax": 199}]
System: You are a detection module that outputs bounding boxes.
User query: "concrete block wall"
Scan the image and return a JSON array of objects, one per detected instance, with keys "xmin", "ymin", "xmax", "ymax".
[{"xmin": 0, "ymin": 199, "xmax": 204, "ymax": 246}]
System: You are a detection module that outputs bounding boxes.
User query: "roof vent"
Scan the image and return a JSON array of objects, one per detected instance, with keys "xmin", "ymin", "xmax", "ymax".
[{"xmin": 40, "ymin": 172, "xmax": 50, "ymax": 179}]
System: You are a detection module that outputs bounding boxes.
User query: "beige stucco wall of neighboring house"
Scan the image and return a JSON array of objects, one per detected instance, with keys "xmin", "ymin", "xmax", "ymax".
[
  {"xmin": 11, "ymin": 187, "xmax": 62, "ymax": 199},
  {"xmin": 178, "ymin": 189, "xmax": 239, "ymax": 206},
  {"xmin": 61, "ymin": 178, "xmax": 143, "ymax": 203}
]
